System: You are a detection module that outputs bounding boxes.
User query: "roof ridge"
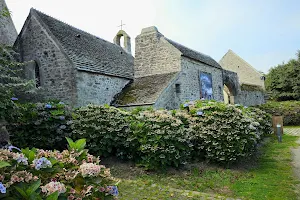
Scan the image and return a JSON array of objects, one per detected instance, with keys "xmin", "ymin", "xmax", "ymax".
[
  {"xmin": 165, "ymin": 38, "xmax": 222, "ymax": 69},
  {"xmin": 31, "ymin": 8, "xmax": 128, "ymax": 53},
  {"xmin": 165, "ymin": 38, "xmax": 211, "ymax": 58}
]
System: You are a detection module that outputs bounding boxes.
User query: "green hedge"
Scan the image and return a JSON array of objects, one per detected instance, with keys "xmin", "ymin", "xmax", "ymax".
[{"xmin": 257, "ymin": 101, "xmax": 300, "ymax": 125}]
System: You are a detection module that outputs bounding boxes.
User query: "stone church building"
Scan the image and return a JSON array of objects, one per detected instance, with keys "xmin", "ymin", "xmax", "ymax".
[{"xmin": 1, "ymin": 2, "xmax": 265, "ymax": 108}]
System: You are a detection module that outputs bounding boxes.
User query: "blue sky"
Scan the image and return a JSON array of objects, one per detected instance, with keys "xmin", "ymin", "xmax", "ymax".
[{"xmin": 6, "ymin": 0, "xmax": 300, "ymax": 73}]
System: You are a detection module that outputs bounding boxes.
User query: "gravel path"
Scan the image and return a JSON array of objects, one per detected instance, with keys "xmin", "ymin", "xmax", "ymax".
[
  {"xmin": 285, "ymin": 127, "xmax": 300, "ymax": 136},
  {"xmin": 286, "ymin": 127, "xmax": 300, "ymax": 199}
]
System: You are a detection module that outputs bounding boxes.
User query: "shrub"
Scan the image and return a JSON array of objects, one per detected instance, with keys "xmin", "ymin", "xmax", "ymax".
[
  {"xmin": 9, "ymin": 101, "xmax": 272, "ymax": 169},
  {"xmin": 129, "ymin": 110, "xmax": 194, "ymax": 170},
  {"xmin": 9, "ymin": 102, "xmax": 73, "ymax": 150},
  {"xmin": 181, "ymin": 101, "xmax": 272, "ymax": 165},
  {"xmin": 0, "ymin": 138, "xmax": 118, "ymax": 199},
  {"xmin": 257, "ymin": 101, "xmax": 300, "ymax": 125},
  {"xmin": 72, "ymin": 105, "xmax": 132, "ymax": 158}
]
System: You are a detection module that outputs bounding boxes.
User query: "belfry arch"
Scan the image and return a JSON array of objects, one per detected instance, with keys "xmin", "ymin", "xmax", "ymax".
[{"xmin": 113, "ymin": 30, "xmax": 131, "ymax": 54}]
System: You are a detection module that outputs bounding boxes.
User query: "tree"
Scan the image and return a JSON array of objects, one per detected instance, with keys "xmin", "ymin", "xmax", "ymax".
[
  {"xmin": 0, "ymin": 46, "xmax": 34, "ymax": 122},
  {"xmin": 265, "ymin": 51, "xmax": 300, "ymax": 101}
]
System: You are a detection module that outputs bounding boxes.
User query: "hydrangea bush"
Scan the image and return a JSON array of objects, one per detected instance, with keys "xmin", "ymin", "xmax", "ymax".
[
  {"xmin": 128, "ymin": 110, "xmax": 194, "ymax": 169},
  {"xmin": 0, "ymin": 138, "xmax": 119, "ymax": 199},
  {"xmin": 9, "ymin": 102, "xmax": 73, "ymax": 150},
  {"xmin": 181, "ymin": 101, "xmax": 272, "ymax": 164},
  {"xmin": 72, "ymin": 105, "xmax": 132, "ymax": 158},
  {"xmin": 7, "ymin": 101, "xmax": 272, "ymax": 170}
]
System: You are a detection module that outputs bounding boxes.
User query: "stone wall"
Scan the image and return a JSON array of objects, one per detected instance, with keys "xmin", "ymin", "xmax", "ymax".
[
  {"xmin": 219, "ymin": 50, "xmax": 265, "ymax": 88},
  {"xmin": 14, "ymin": 13, "xmax": 77, "ymax": 105},
  {"xmin": 134, "ymin": 26, "xmax": 182, "ymax": 78},
  {"xmin": 176, "ymin": 57, "xmax": 224, "ymax": 102},
  {"xmin": 235, "ymin": 90, "xmax": 265, "ymax": 106},
  {"xmin": 154, "ymin": 57, "xmax": 224, "ymax": 110},
  {"xmin": 0, "ymin": 0, "xmax": 18, "ymax": 46},
  {"xmin": 76, "ymin": 71, "xmax": 130, "ymax": 107}
]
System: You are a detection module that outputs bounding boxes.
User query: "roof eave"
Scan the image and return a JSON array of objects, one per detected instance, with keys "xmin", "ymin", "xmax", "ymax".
[{"xmin": 76, "ymin": 67, "xmax": 133, "ymax": 80}]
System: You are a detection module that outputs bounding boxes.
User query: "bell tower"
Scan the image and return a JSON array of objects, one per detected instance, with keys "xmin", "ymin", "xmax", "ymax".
[{"xmin": 113, "ymin": 21, "xmax": 131, "ymax": 55}]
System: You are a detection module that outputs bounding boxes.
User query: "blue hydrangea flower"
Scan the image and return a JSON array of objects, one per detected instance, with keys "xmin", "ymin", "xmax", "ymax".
[
  {"xmin": 33, "ymin": 157, "xmax": 52, "ymax": 170},
  {"xmin": 183, "ymin": 103, "xmax": 189, "ymax": 108},
  {"xmin": 109, "ymin": 186, "xmax": 118, "ymax": 196},
  {"xmin": 58, "ymin": 101, "xmax": 65, "ymax": 105},
  {"xmin": 16, "ymin": 154, "xmax": 28, "ymax": 165},
  {"xmin": 45, "ymin": 104, "xmax": 52, "ymax": 109},
  {"xmin": 244, "ymin": 106, "xmax": 248, "ymax": 108},
  {"xmin": 11, "ymin": 97, "xmax": 18, "ymax": 101},
  {"xmin": 0, "ymin": 182, "xmax": 6, "ymax": 194},
  {"xmin": 59, "ymin": 116, "xmax": 65, "ymax": 120},
  {"xmin": 196, "ymin": 111, "xmax": 204, "ymax": 116}
]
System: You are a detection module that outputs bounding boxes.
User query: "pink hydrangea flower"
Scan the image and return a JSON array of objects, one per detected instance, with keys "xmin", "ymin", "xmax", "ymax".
[
  {"xmin": 79, "ymin": 163, "xmax": 103, "ymax": 177},
  {"xmin": 41, "ymin": 181, "xmax": 66, "ymax": 196}
]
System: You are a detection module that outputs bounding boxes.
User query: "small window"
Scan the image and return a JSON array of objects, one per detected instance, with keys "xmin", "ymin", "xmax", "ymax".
[
  {"xmin": 175, "ymin": 84, "xmax": 181, "ymax": 93},
  {"xmin": 35, "ymin": 64, "xmax": 41, "ymax": 88},
  {"xmin": 260, "ymin": 76, "xmax": 266, "ymax": 80}
]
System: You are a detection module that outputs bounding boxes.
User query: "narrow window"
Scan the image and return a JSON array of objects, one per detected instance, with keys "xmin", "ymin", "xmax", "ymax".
[
  {"xmin": 35, "ymin": 63, "xmax": 41, "ymax": 88},
  {"xmin": 175, "ymin": 84, "xmax": 181, "ymax": 93}
]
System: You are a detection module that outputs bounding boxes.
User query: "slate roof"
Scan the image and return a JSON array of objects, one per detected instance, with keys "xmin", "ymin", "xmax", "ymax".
[
  {"xmin": 32, "ymin": 9, "xmax": 134, "ymax": 79},
  {"xmin": 115, "ymin": 72, "xmax": 178, "ymax": 105},
  {"xmin": 165, "ymin": 38, "xmax": 222, "ymax": 69}
]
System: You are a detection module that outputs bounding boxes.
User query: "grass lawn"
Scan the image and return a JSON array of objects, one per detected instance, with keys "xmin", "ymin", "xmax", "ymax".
[{"xmin": 103, "ymin": 135, "xmax": 299, "ymax": 200}]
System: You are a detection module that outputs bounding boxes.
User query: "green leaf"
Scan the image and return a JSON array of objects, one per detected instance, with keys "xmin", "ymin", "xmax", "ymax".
[
  {"xmin": 48, "ymin": 157, "xmax": 58, "ymax": 166},
  {"xmin": 28, "ymin": 151, "xmax": 36, "ymax": 163},
  {"xmin": 15, "ymin": 186, "xmax": 28, "ymax": 198},
  {"xmin": 75, "ymin": 138, "xmax": 86, "ymax": 151},
  {"xmin": 66, "ymin": 137, "xmax": 76, "ymax": 149},
  {"xmin": 0, "ymin": 161, "xmax": 11, "ymax": 168},
  {"xmin": 26, "ymin": 179, "xmax": 41, "ymax": 195},
  {"xmin": 46, "ymin": 191, "xmax": 59, "ymax": 200}
]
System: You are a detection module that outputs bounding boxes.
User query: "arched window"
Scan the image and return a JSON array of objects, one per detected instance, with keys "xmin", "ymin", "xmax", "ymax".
[{"xmin": 35, "ymin": 62, "xmax": 41, "ymax": 88}]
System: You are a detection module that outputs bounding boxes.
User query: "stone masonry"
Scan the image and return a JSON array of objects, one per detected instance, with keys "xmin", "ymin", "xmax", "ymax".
[
  {"xmin": 76, "ymin": 71, "xmax": 130, "ymax": 107},
  {"xmin": 14, "ymin": 11, "xmax": 77, "ymax": 104},
  {"xmin": 219, "ymin": 49, "xmax": 265, "ymax": 89},
  {"xmin": 118, "ymin": 26, "xmax": 225, "ymax": 109},
  {"xmin": 15, "ymin": 9, "xmax": 133, "ymax": 106},
  {"xmin": 134, "ymin": 26, "xmax": 182, "ymax": 78},
  {"xmin": 0, "ymin": 0, "xmax": 18, "ymax": 46}
]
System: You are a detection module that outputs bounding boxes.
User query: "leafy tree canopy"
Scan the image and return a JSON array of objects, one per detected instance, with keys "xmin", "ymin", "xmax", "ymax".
[{"xmin": 265, "ymin": 50, "xmax": 300, "ymax": 101}]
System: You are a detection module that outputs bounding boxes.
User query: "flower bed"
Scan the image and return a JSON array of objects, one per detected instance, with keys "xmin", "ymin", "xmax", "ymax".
[{"xmin": 0, "ymin": 138, "xmax": 118, "ymax": 199}]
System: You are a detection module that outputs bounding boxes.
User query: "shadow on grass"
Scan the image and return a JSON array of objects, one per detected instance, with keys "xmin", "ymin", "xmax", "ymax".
[{"xmin": 101, "ymin": 135, "xmax": 299, "ymax": 200}]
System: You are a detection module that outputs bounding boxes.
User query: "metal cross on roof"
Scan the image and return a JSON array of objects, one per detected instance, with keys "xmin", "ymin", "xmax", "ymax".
[{"xmin": 118, "ymin": 20, "xmax": 126, "ymax": 30}]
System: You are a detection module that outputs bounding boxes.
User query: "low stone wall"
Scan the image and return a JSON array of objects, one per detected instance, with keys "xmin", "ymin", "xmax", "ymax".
[{"xmin": 235, "ymin": 90, "xmax": 265, "ymax": 106}]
